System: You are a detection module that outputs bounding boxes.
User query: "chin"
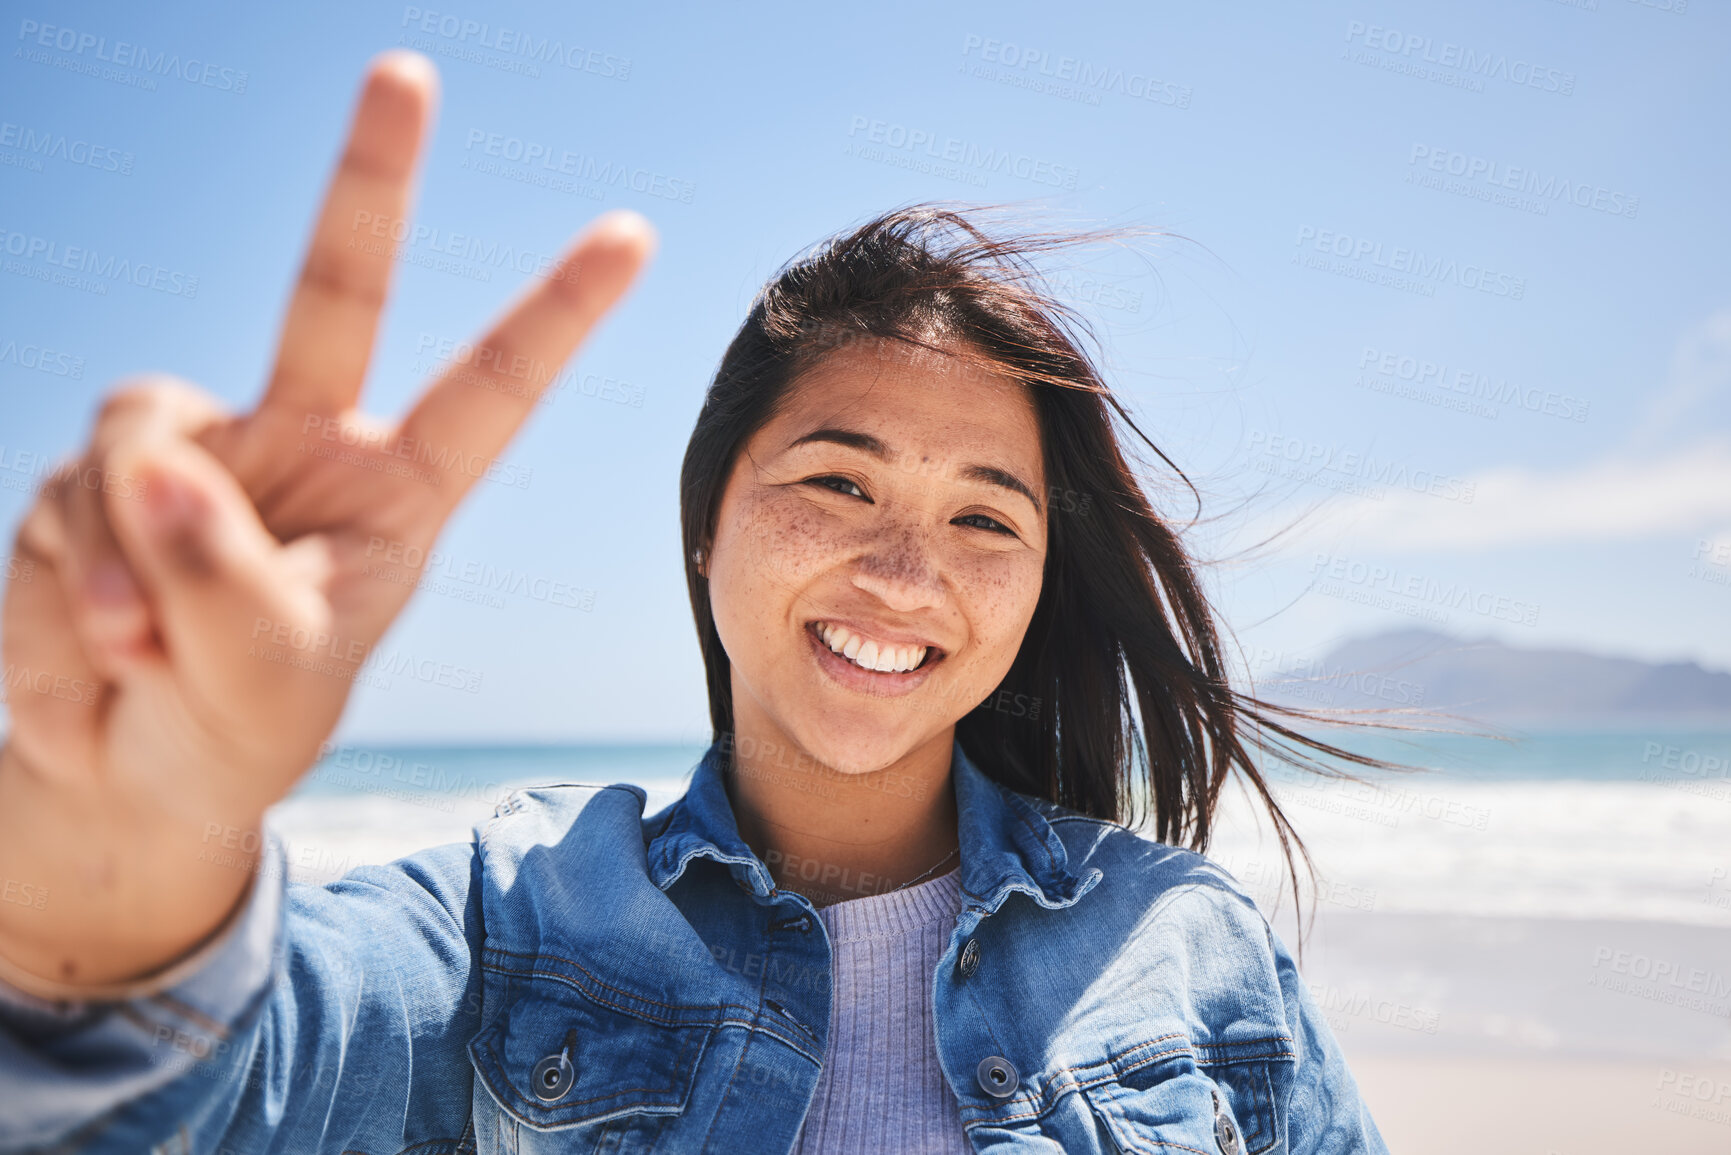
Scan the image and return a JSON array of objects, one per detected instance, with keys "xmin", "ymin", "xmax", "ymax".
[{"xmin": 779, "ymin": 704, "xmax": 939, "ymax": 778}]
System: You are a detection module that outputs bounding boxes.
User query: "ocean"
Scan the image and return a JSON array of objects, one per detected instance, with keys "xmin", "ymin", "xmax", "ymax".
[{"xmin": 273, "ymin": 727, "xmax": 1731, "ymax": 927}]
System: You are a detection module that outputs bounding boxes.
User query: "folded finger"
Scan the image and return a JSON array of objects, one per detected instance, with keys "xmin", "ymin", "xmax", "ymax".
[
  {"xmin": 49, "ymin": 380, "xmax": 226, "ymax": 675},
  {"xmin": 4, "ymin": 508, "xmax": 108, "ymax": 778}
]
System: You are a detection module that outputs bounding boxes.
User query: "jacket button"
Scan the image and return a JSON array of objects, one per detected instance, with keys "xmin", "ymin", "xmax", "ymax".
[
  {"xmin": 1213, "ymin": 1093, "xmax": 1241, "ymax": 1155},
  {"xmin": 531, "ymin": 1050, "xmax": 575, "ymax": 1103},
  {"xmin": 957, "ymin": 938, "xmax": 980, "ymax": 977},
  {"xmin": 976, "ymin": 1055, "xmax": 1018, "ymax": 1098}
]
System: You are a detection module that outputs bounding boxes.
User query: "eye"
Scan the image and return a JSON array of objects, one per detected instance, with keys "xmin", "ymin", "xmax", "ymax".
[
  {"xmin": 806, "ymin": 475, "xmax": 870, "ymax": 501},
  {"xmin": 953, "ymin": 512, "xmax": 1016, "ymax": 536}
]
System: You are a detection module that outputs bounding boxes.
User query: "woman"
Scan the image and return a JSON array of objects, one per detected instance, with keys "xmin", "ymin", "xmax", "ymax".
[{"xmin": 0, "ymin": 52, "xmax": 1387, "ymax": 1154}]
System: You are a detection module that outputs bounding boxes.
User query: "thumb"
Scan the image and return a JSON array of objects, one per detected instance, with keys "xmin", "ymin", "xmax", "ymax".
[{"xmin": 104, "ymin": 440, "xmax": 330, "ymax": 706}]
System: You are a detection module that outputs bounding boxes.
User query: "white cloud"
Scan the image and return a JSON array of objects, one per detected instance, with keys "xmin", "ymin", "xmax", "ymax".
[
  {"xmin": 1281, "ymin": 437, "xmax": 1731, "ymax": 552},
  {"xmin": 1263, "ymin": 309, "xmax": 1731, "ymax": 554},
  {"xmin": 1632, "ymin": 306, "xmax": 1731, "ymax": 450}
]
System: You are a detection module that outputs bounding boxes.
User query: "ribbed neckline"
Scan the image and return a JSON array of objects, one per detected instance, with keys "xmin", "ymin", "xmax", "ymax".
[{"xmin": 815, "ymin": 865, "xmax": 963, "ymax": 944}]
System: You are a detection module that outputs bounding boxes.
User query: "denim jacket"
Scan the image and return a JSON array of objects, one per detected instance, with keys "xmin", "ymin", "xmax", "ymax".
[{"xmin": 0, "ymin": 739, "xmax": 1387, "ymax": 1154}]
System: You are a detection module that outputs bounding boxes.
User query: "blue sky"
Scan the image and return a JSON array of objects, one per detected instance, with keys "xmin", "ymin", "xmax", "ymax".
[{"xmin": 1, "ymin": 0, "xmax": 1726, "ymax": 742}]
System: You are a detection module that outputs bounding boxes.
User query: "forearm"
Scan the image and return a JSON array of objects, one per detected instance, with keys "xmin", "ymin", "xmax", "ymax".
[{"xmin": 0, "ymin": 740, "xmax": 263, "ymax": 993}]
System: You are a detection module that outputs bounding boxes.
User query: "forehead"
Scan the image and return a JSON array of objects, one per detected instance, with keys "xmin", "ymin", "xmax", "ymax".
[{"xmin": 764, "ymin": 338, "xmax": 1044, "ymax": 468}]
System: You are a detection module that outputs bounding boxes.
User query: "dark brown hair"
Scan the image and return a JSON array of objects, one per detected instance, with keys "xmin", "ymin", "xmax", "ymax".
[{"xmin": 679, "ymin": 204, "xmax": 1392, "ymax": 911}]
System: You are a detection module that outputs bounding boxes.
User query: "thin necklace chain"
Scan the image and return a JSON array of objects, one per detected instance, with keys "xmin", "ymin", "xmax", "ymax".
[{"xmin": 889, "ymin": 844, "xmax": 959, "ymax": 894}]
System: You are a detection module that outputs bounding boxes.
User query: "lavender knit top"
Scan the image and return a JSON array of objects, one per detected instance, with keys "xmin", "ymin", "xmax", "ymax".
[{"xmin": 787, "ymin": 865, "xmax": 973, "ymax": 1154}]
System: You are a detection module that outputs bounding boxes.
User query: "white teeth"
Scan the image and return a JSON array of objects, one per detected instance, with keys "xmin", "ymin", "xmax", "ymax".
[{"xmin": 816, "ymin": 622, "xmax": 928, "ymax": 674}]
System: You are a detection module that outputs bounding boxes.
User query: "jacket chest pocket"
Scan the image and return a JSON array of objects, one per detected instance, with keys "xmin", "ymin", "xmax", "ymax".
[
  {"xmin": 466, "ymin": 972, "xmax": 714, "ymax": 1153},
  {"xmin": 1082, "ymin": 1055, "xmax": 1285, "ymax": 1155}
]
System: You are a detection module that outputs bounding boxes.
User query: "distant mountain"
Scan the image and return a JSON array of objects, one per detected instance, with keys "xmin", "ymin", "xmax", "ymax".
[{"xmin": 1256, "ymin": 628, "xmax": 1731, "ymax": 724}]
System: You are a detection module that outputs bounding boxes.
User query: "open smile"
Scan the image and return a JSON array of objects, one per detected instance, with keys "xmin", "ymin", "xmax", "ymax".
[{"xmin": 805, "ymin": 620, "xmax": 945, "ymax": 695}]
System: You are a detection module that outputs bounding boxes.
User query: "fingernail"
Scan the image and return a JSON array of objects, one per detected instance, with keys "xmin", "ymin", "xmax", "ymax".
[
  {"xmin": 595, "ymin": 209, "xmax": 655, "ymax": 246},
  {"xmin": 374, "ymin": 48, "xmax": 437, "ymax": 90},
  {"xmin": 139, "ymin": 465, "xmax": 202, "ymax": 531},
  {"xmin": 85, "ymin": 560, "xmax": 140, "ymax": 606}
]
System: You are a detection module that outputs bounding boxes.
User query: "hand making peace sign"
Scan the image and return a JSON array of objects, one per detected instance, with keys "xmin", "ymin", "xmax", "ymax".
[{"xmin": 0, "ymin": 51, "xmax": 655, "ymax": 987}]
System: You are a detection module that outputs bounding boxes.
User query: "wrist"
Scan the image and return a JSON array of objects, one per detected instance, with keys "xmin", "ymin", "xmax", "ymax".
[{"xmin": 0, "ymin": 739, "xmax": 266, "ymax": 988}]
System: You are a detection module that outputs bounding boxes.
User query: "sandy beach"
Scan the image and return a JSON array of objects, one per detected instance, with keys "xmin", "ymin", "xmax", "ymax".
[
  {"xmin": 1284, "ymin": 911, "xmax": 1731, "ymax": 1153},
  {"xmin": 1354, "ymin": 1051, "xmax": 1731, "ymax": 1153}
]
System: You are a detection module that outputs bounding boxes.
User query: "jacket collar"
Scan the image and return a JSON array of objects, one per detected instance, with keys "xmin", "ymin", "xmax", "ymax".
[{"xmin": 645, "ymin": 736, "xmax": 1102, "ymax": 915}]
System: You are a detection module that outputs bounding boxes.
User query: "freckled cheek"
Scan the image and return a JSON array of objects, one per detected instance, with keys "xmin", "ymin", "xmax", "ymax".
[
  {"xmin": 713, "ymin": 490, "xmax": 858, "ymax": 601},
  {"xmin": 947, "ymin": 552, "xmax": 1045, "ymax": 657}
]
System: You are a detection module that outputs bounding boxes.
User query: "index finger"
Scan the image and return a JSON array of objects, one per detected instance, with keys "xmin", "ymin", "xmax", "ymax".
[{"xmin": 397, "ymin": 210, "xmax": 656, "ymax": 512}]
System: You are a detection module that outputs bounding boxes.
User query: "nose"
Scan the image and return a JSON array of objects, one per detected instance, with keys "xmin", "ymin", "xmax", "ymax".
[{"xmin": 850, "ymin": 528, "xmax": 947, "ymax": 612}]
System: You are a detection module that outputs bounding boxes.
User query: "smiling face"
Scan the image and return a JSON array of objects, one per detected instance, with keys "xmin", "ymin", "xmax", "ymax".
[{"xmin": 704, "ymin": 337, "xmax": 1049, "ymax": 778}]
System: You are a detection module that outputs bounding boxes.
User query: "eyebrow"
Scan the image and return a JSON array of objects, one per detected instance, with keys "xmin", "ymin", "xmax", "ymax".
[{"xmin": 789, "ymin": 427, "xmax": 1043, "ymax": 515}]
